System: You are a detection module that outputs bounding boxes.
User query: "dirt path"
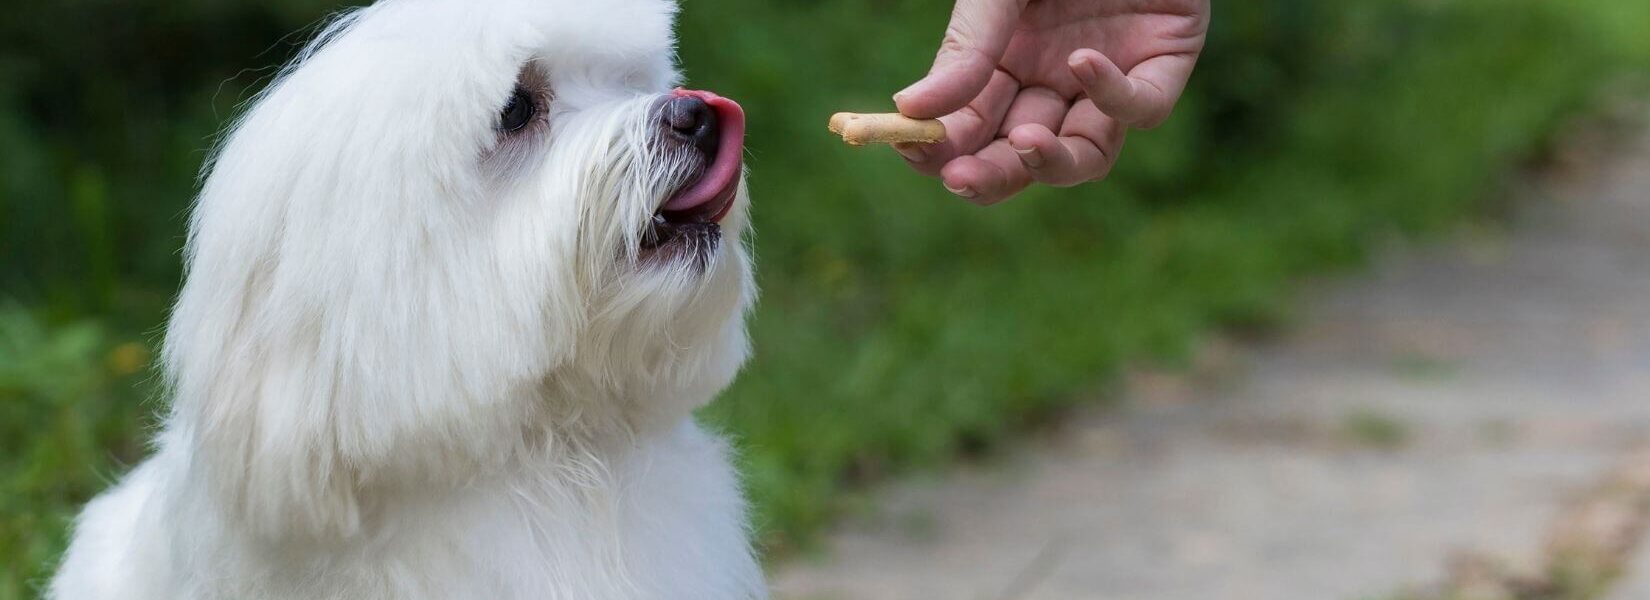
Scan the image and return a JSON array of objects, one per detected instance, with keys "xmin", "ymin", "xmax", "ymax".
[{"xmin": 773, "ymin": 118, "xmax": 1650, "ymax": 600}]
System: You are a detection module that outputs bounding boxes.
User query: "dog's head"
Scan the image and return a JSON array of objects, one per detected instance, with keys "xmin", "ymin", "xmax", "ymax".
[{"xmin": 163, "ymin": 0, "xmax": 753, "ymax": 537}]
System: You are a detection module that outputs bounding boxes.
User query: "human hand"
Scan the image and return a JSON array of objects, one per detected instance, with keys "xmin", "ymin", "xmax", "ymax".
[{"xmin": 894, "ymin": 0, "xmax": 1209, "ymax": 205}]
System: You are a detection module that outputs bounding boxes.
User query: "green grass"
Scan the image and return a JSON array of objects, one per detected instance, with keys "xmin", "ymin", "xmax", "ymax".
[
  {"xmin": 686, "ymin": 0, "xmax": 1650, "ymax": 549},
  {"xmin": 0, "ymin": 308, "xmax": 153, "ymax": 599},
  {"xmin": 2, "ymin": 0, "xmax": 1649, "ymax": 596}
]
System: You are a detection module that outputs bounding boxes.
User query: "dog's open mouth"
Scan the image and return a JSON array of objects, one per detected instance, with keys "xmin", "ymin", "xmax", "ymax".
[{"xmin": 643, "ymin": 89, "xmax": 745, "ymax": 260}]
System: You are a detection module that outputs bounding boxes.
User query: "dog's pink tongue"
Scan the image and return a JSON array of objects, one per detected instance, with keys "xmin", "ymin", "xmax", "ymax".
[{"xmin": 663, "ymin": 89, "xmax": 745, "ymax": 213}]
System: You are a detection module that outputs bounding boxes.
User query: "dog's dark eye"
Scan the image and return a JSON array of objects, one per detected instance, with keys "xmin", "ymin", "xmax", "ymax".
[{"xmin": 498, "ymin": 86, "xmax": 536, "ymax": 133}]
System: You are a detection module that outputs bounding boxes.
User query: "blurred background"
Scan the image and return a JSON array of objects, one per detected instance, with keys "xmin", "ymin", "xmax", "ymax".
[{"xmin": 3, "ymin": 1, "xmax": 1649, "ymax": 598}]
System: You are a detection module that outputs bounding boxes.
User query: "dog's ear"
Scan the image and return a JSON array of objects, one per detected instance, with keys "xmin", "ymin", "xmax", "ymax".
[
  {"xmin": 161, "ymin": 67, "xmax": 586, "ymax": 540},
  {"xmin": 165, "ymin": 260, "xmax": 366, "ymax": 540},
  {"xmin": 164, "ymin": 233, "xmax": 583, "ymax": 540}
]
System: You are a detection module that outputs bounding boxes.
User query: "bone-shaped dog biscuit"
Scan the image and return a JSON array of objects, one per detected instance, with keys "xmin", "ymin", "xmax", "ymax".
[{"xmin": 828, "ymin": 112, "xmax": 947, "ymax": 146}]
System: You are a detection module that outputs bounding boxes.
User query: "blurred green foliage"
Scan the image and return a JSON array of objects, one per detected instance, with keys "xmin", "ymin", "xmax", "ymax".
[{"xmin": 2, "ymin": 0, "xmax": 1647, "ymax": 595}]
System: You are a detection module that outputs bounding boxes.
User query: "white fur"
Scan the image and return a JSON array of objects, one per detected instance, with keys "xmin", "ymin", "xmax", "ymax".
[{"xmin": 49, "ymin": 0, "xmax": 764, "ymax": 598}]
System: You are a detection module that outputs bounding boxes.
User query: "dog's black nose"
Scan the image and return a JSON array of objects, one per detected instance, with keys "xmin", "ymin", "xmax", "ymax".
[{"xmin": 663, "ymin": 95, "xmax": 719, "ymax": 156}]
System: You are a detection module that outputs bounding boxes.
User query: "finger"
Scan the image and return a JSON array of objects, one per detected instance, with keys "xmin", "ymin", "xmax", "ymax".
[
  {"xmin": 1005, "ymin": 100, "xmax": 1125, "ymax": 185},
  {"xmin": 893, "ymin": 69, "xmax": 1019, "ymax": 176},
  {"xmin": 894, "ymin": 0, "xmax": 1030, "ymax": 119},
  {"xmin": 997, "ymin": 86, "xmax": 1067, "ymax": 137},
  {"xmin": 1069, "ymin": 49, "xmax": 1198, "ymax": 129},
  {"xmin": 1006, "ymin": 122, "xmax": 1116, "ymax": 187},
  {"xmin": 940, "ymin": 140, "xmax": 1033, "ymax": 205},
  {"xmin": 1005, "ymin": 123, "xmax": 1075, "ymax": 187},
  {"xmin": 1053, "ymin": 98, "xmax": 1127, "ymax": 183}
]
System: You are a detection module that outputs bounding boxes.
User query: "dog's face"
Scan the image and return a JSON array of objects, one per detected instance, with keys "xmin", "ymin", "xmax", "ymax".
[{"xmin": 163, "ymin": 0, "xmax": 753, "ymax": 536}]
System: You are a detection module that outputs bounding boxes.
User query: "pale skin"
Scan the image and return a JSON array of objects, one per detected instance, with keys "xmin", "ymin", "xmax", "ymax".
[{"xmin": 893, "ymin": 0, "xmax": 1211, "ymax": 205}]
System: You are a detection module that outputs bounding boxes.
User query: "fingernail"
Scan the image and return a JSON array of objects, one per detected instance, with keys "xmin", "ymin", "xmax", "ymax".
[
  {"xmin": 1014, "ymin": 146, "xmax": 1044, "ymax": 168},
  {"xmin": 1068, "ymin": 55, "xmax": 1098, "ymax": 82},
  {"xmin": 893, "ymin": 143, "xmax": 928, "ymax": 162},
  {"xmin": 944, "ymin": 183, "xmax": 976, "ymax": 199},
  {"xmin": 893, "ymin": 88, "xmax": 913, "ymax": 106}
]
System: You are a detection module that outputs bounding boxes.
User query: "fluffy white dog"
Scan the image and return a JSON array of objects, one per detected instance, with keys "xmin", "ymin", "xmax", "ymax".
[{"xmin": 49, "ymin": 0, "xmax": 764, "ymax": 598}]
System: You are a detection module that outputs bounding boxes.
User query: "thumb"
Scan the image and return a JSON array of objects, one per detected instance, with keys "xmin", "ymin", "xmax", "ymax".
[{"xmin": 895, "ymin": 0, "xmax": 1027, "ymax": 119}]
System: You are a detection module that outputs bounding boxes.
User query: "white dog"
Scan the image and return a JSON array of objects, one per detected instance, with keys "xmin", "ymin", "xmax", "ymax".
[{"xmin": 49, "ymin": 0, "xmax": 764, "ymax": 598}]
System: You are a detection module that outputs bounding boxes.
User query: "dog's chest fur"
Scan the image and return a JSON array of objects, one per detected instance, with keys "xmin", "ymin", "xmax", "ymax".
[{"xmin": 52, "ymin": 423, "xmax": 764, "ymax": 600}]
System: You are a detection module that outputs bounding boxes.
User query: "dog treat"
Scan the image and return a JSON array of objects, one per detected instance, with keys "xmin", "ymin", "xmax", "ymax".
[{"xmin": 828, "ymin": 112, "xmax": 946, "ymax": 146}]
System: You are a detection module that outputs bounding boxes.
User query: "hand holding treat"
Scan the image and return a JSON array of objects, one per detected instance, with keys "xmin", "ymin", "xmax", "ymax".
[{"xmin": 887, "ymin": 0, "xmax": 1210, "ymax": 205}]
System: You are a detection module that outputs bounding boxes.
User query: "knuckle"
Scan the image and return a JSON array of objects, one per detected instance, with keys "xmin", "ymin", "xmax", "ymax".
[
  {"xmin": 1028, "ymin": 168, "xmax": 1079, "ymax": 187},
  {"xmin": 937, "ymin": 26, "xmax": 993, "ymax": 65},
  {"xmin": 937, "ymin": 31, "xmax": 971, "ymax": 60},
  {"xmin": 1051, "ymin": 161, "xmax": 1113, "ymax": 187},
  {"xmin": 939, "ymin": 28, "xmax": 972, "ymax": 54},
  {"xmin": 1030, "ymin": 170, "xmax": 1075, "ymax": 187},
  {"xmin": 1054, "ymin": 173, "xmax": 1095, "ymax": 188},
  {"xmin": 1132, "ymin": 110, "xmax": 1171, "ymax": 130}
]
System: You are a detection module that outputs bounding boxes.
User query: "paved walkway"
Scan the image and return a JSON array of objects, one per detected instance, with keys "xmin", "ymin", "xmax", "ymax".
[{"xmin": 774, "ymin": 120, "xmax": 1650, "ymax": 600}]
